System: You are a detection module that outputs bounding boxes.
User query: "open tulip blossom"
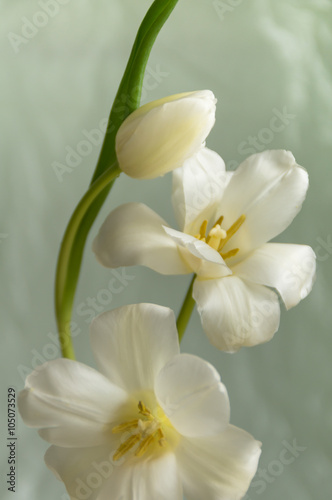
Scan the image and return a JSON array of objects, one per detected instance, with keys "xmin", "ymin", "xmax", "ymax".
[
  {"xmin": 14, "ymin": 0, "xmax": 323, "ymax": 497},
  {"xmin": 116, "ymin": 90, "xmax": 216, "ymax": 179},
  {"xmin": 93, "ymin": 148, "xmax": 316, "ymax": 351},
  {"xmin": 18, "ymin": 304, "xmax": 261, "ymax": 500}
]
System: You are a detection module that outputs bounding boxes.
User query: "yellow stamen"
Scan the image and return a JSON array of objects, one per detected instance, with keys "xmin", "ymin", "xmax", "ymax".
[
  {"xmin": 135, "ymin": 433, "xmax": 156, "ymax": 457},
  {"xmin": 194, "ymin": 212, "xmax": 246, "ymax": 260},
  {"xmin": 157, "ymin": 428, "xmax": 166, "ymax": 446},
  {"xmin": 112, "ymin": 401, "xmax": 175, "ymax": 462},
  {"xmin": 206, "ymin": 225, "xmax": 227, "ymax": 250},
  {"xmin": 113, "ymin": 433, "xmax": 141, "ymax": 461},
  {"xmin": 218, "ymin": 214, "xmax": 246, "ymax": 251},
  {"xmin": 112, "ymin": 419, "xmax": 139, "ymax": 434},
  {"xmin": 220, "ymin": 248, "xmax": 240, "ymax": 260},
  {"xmin": 138, "ymin": 401, "xmax": 153, "ymax": 419},
  {"xmin": 194, "ymin": 219, "xmax": 208, "ymax": 240},
  {"xmin": 135, "ymin": 428, "xmax": 165, "ymax": 457},
  {"xmin": 199, "ymin": 219, "xmax": 208, "ymax": 239},
  {"xmin": 215, "ymin": 215, "xmax": 224, "ymax": 226}
]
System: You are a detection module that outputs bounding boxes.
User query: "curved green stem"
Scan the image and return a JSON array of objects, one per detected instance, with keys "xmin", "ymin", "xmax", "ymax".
[
  {"xmin": 54, "ymin": 0, "xmax": 180, "ymax": 358},
  {"xmin": 90, "ymin": 0, "xmax": 179, "ymax": 184},
  {"xmin": 55, "ymin": 164, "xmax": 121, "ymax": 359},
  {"xmin": 177, "ymin": 275, "xmax": 196, "ymax": 342}
]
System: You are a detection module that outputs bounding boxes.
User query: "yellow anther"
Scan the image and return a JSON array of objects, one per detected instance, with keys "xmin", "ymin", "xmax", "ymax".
[
  {"xmin": 113, "ymin": 433, "xmax": 141, "ymax": 461},
  {"xmin": 138, "ymin": 401, "xmax": 147, "ymax": 413},
  {"xmin": 215, "ymin": 215, "xmax": 224, "ymax": 226},
  {"xmin": 157, "ymin": 428, "xmax": 166, "ymax": 446},
  {"xmin": 195, "ymin": 220, "xmax": 208, "ymax": 240},
  {"xmin": 220, "ymin": 248, "xmax": 240, "ymax": 260},
  {"xmin": 112, "ymin": 419, "xmax": 139, "ymax": 434},
  {"xmin": 199, "ymin": 219, "xmax": 208, "ymax": 239},
  {"xmin": 218, "ymin": 214, "xmax": 246, "ymax": 251},
  {"xmin": 193, "ymin": 213, "xmax": 245, "ymax": 260},
  {"xmin": 112, "ymin": 401, "xmax": 172, "ymax": 461},
  {"xmin": 138, "ymin": 401, "xmax": 153, "ymax": 419},
  {"xmin": 135, "ymin": 428, "xmax": 165, "ymax": 458},
  {"xmin": 135, "ymin": 433, "xmax": 156, "ymax": 457}
]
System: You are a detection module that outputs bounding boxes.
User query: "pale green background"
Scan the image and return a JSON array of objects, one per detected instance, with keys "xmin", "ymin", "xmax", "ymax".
[{"xmin": 1, "ymin": 1, "xmax": 332, "ymax": 499}]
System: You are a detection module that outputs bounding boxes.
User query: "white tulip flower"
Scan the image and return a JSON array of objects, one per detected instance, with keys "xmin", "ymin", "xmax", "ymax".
[
  {"xmin": 115, "ymin": 90, "xmax": 216, "ymax": 179},
  {"xmin": 93, "ymin": 149, "xmax": 316, "ymax": 351},
  {"xmin": 18, "ymin": 304, "xmax": 261, "ymax": 500}
]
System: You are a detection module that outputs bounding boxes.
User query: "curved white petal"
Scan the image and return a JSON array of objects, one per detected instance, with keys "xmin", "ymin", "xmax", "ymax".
[
  {"xmin": 116, "ymin": 90, "xmax": 216, "ymax": 179},
  {"xmin": 45, "ymin": 445, "xmax": 116, "ymax": 500},
  {"xmin": 177, "ymin": 426, "xmax": 261, "ymax": 500},
  {"xmin": 163, "ymin": 226, "xmax": 224, "ymax": 264},
  {"xmin": 108, "ymin": 452, "xmax": 182, "ymax": 500},
  {"xmin": 46, "ymin": 445, "xmax": 182, "ymax": 500},
  {"xmin": 193, "ymin": 276, "xmax": 280, "ymax": 352},
  {"xmin": 219, "ymin": 150, "xmax": 309, "ymax": 258},
  {"xmin": 155, "ymin": 354, "xmax": 230, "ymax": 438},
  {"xmin": 18, "ymin": 359, "xmax": 127, "ymax": 447},
  {"xmin": 163, "ymin": 226, "xmax": 231, "ymax": 279},
  {"xmin": 232, "ymin": 243, "xmax": 316, "ymax": 309},
  {"xmin": 172, "ymin": 148, "xmax": 231, "ymax": 234},
  {"xmin": 90, "ymin": 304, "xmax": 180, "ymax": 393},
  {"xmin": 93, "ymin": 202, "xmax": 190, "ymax": 275}
]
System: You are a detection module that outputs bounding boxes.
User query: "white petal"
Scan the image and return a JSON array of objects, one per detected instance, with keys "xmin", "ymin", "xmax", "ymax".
[
  {"xmin": 232, "ymin": 243, "xmax": 316, "ymax": 309},
  {"xmin": 45, "ymin": 445, "xmax": 116, "ymax": 500},
  {"xmin": 90, "ymin": 304, "xmax": 180, "ymax": 393},
  {"xmin": 177, "ymin": 426, "xmax": 261, "ymax": 500},
  {"xmin": 116, "ymin": 90, "xmax": 216, "ymax": 179},
  {"xmin": 163, "ymin": 226, "xmax": 231, "ymax": 279},
  {"xmin": 46, "ymin": 445, "xmax": 182, "ymax": 500},
  {"xmin": 155, "ymin": 354, "xmax": 230, "ymax": 438},
  {"xmin": 219, "ymin": 150, "xmax": 309, "ymax": 257},
  {"xmin": 163, "ymin": 226, "xmax": 224, "ymax": 264},
  {"xmin": 111, "ymin": 452, "xmax": 183, "ymax": 500},
  {"xmin": 18, "ymin": 359, "xmax": 127, "ymax": 447},
  {"xmin": 193, "ymin": 276, "xmax": 280, "ymax": 352},
  {"xmin": 93, "ymin": 202, "xmax": 190, "ymax": 275},
  {"xmin": 172, "ymin": 148, "xmax": 230, "ymax": 234}
]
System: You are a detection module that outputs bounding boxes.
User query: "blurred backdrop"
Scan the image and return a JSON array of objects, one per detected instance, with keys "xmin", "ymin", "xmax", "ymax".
[{"xmin": 1, "ymin": 1, "xmax": 332, "ymax": 499}]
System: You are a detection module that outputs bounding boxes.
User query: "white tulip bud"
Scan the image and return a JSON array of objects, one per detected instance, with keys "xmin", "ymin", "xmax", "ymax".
[{"xmin": 115, "ymin": 90, "xmax": 216, "ymax": 179}]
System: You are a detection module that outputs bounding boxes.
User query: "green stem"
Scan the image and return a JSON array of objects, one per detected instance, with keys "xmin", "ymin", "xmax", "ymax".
[
  {"xmin": 54, "ymin": 0, "xmax": 180, "ymax": 359},
  {"xmin": 55, "ymin": 164, "xmax": 121, "ymax": 359},
  {"xmin": 177, "ymin": 275, "xmax": 196, "ymax": 342},
  {"xmin": 90, "ymin": 0, "xmax": 179, "ymax": 184}
]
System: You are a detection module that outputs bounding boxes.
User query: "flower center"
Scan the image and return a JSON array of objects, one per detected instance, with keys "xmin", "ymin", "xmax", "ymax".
[
  {"xmin": 194, "ymin": 214, "xmax": 246, "ymax": 260},
  {"xmin": 112, "ymin": 401, "xmax": 169, "ymax": 461}
]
